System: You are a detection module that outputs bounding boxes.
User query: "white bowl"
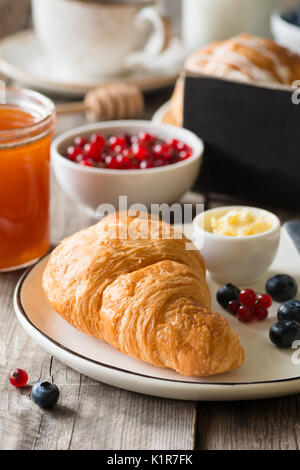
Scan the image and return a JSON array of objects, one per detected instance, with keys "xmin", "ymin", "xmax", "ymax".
[
  {"xmin": 271, "ymin": 8, "xmax": 300, "ymax": 55},
  {"xmin": 51, "ymin": 120, "xmax": 204, "ymax": 216},
  {"xmin": 193, "ymin": 206, "xmax": 281, "ymax": 285}
]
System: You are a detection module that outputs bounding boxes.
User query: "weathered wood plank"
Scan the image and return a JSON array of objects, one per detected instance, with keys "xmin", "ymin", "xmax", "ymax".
[
  {"xmin": 32, "ymin": 359, "xmax": 196, "ymax": 450},
  {"xmin": 195, "ymin": 397, "xmax": 300, "ymax": 450}
]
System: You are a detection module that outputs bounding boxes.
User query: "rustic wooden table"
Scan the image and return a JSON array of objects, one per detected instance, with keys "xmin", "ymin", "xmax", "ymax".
[{"xmin": 1, "ymin": 0, "xmax": 300, "ymax": 451}]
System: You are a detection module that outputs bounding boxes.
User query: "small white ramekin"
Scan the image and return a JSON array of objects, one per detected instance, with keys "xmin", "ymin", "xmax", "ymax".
[{"xmin": 193, "ymin": 206, "xmax": 281, "ymax": 285}]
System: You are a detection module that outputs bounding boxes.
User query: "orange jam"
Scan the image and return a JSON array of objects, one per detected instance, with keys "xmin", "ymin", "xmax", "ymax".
[{"xmin": 0, "ymin": 92, "xmax": 55, "ymax": 271}]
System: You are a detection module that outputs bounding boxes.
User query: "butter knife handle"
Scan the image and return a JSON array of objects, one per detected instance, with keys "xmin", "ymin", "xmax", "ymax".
[{"xmin": 283, "ymin": 221, "xmax": 300, "ymax": 254}]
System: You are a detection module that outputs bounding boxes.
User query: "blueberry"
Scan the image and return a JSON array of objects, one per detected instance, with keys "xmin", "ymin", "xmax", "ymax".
[
  {"xmin": 269, "ymin": 320, "xmax": 300, "ymax": 348},
  {"xmin": 216, "ymin": 283, "xmax": 240, "ymax": 309},
  {"xmin": 31, "ymin": 381, "xmax": 60, "ymax": 409},
  {"xmin": 266, "ymin": 274, "xmax": 298, "ymax": 303},
  {"xmin": 296, "ymin": 8, "xmax": 300, "ymax": 27},
  {"xmin": 282, "ymin": 10, "xmax": 297, "ymax": 25},
  {"xmin": 278, "ymin": 300, "xmax": 300, "ymax": 323}
]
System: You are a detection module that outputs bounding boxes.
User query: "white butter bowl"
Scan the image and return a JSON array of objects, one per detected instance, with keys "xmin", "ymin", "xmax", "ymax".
[
  {"xmin": 193, "ymin": 206, "xmax": 281, "ymax": 285},
  {"xmin": 51, "ymin": 120, "xmax": 204, "ymax": 217}
]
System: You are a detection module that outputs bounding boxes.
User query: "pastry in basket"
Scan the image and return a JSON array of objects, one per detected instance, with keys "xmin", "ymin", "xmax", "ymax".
[
  {"xmin": 43, "ymin": 212, "xmax": 244, "ymax": 377},
  {"xmin": 168, "ymin": 33, "xmax": 300, "ymax": 126}
]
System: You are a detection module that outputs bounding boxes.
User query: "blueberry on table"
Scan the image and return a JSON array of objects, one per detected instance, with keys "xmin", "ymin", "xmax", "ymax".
[
  {"xmin": 278, "ymin": 300, "xmax": 300, "ymax": 323},
  {"xmin": 31, "ymin": 381, "xmax": 60, "ymax": 409},
  {"xmin": 269, "ymin": 320, "xmax": 300, "ymax": 348},
  {"xmin": 266, "ymin": 274, "xmax": 298, "ymax": 303},
  {"xmin": 216, "ymin": 283, "xmax": 240, "ymax": 309}
]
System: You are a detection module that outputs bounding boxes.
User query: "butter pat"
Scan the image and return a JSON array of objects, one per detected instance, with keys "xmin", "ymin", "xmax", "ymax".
[{"xmin": 210, "ymin": 209, "xmax": 273, "ymax": 237}]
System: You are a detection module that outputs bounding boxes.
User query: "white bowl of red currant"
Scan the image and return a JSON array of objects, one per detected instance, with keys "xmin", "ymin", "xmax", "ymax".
[{"xmin": 51, "ymin": 120, "xmax": 204, "ymax": 216}]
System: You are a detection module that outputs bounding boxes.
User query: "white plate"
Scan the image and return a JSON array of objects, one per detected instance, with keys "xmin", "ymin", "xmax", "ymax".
[
  {"xmin": 0, "ymin": 30, "xmax": 185, "ymax": 97},
  {"xmin": 14, "ymin": 227, "xmax": 300, "ymax": 401}
]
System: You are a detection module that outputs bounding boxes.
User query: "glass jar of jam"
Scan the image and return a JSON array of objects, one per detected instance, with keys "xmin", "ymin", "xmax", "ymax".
[{"xmin": 0, "ymin": 88, "xmax": 55, "ymax": 271}]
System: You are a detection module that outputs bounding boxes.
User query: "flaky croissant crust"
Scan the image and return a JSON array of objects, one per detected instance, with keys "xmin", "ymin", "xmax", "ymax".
[{"xmin": 43, "ymin": 212, "xmax": 244, "ymax": 377}]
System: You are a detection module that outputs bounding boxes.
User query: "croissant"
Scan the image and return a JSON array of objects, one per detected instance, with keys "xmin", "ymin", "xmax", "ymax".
[
  {"xmin": 168, "ymin": 34, "xmax": 300, "ymax": 126},
  {"xmin": 43, "ymin": 212, "xmax": 244, "ymax": 377}
]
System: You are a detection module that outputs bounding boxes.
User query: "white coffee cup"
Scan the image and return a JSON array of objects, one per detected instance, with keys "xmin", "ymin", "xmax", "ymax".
[{"xmin": 32, "ymin": 0, "xmax": 172, "ymax": 78}]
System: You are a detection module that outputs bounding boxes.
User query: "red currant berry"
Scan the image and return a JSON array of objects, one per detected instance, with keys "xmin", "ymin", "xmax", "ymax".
[
  {"xmin": 239, "ymin": 289, "xmax": 257, "ymax": 307},
  {"xmin": 168, "ymin": 138, "xmax": 180, "ymax": 149},
  {"xmin": 67, "ymin": 146, "xmax": 82, "ymax": 161},
  {"xmin": 90, "ymin": 134, "xmax": 106, "ymax": 150},
  {"xmin": 237, "ymin": 305, "xmax": 255, "ymax": 323},
  {"xmin": 227, "ymin": 300, "xmax": 241, "ymax": 315},
  {"xmin": 254, "ymin": 304, "xmax": 269, "ymax": 321},
  {"xmin": 140, "ymin": 159, "xmax": 154, "ymax": 169},
  {"xmin": 79, "ymin": 159, "xmax": 93, "ymax": 167},
  {"xmin": 74, "ymin": 136, "xmax": 87, "ymax": 148},
  {"xmin": 84, "ymin": 142, "xmax": 100, "ymax": 160},
  {"xmin": 257, "ymin": 293, "xmax": 272, "ymax": 308},
  {"xmin": 168, "ymin": 138, "xmax": 187, "ymax": 151},
  {"xmin": 121, "ymin": 148, "xmax": 133, "ymax": 158},
  {"xmin": 109, "ymin": 136, "xmax": 127, "ymax": 151},
  {"xmin": 132, "ymin": 144, "xmax": 148, "ymax": 161},
  {"xmin": 10, "ymin": 369, "xmax": 28, "ymax": 388},
  {"xmin": 105, "ymin": 155, "xmax": 119, "ymax": 169},
  {"xmin": 179, "ymin": 150, "xmax": 192, "ymax": 160},
  {"xmin": 116, "ymin": 155, "xmax": 132, "ymax": 169},
  {"xmin": 75, "ymin": 153, "xmax": 84, "ymax": 163},
  {"xmin": 138, "ymin": 132, "xmax": 156, "ymax": 145},
  {"xmin": 153, "ymin": 143, "xmax": 173, "ymax": 161}
]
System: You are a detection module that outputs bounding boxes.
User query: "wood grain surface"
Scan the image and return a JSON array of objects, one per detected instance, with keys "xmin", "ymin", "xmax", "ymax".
[{"xmin": 1, "ymin": 0, "xmax": 300, "ymax": 451}]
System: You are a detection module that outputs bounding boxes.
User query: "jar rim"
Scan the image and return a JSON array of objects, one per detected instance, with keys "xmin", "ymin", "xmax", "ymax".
[
  {"xmin": 0, "ymin": 87, "xmax": 55, "ymax": 147},
  {"xmin": 0, "ymin": 86, "xmax": 55, "ymax": 136}
]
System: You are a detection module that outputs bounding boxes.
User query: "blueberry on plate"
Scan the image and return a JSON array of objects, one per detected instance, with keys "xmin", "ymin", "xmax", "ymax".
[
  {"xmin": 278, "ymin": 300, "xmax": 300, "ymax": 323},
  {"xmin": 216, "ymin": 283, "xmax": 240, "ymax": 309},
  {"xmin": 31, "ymin": 381, "xmax": 60, "ymax": 409},
  {"xmin": 269, "ymin": 320, "xmax": 300, "ymax": 348},
  {"xmin": 266, "ymin": 274, "xmax": 298, "ymax": 303},
  {"xmin": 296, "ymin": 7, "xmax": 300, "ymax": 27}
]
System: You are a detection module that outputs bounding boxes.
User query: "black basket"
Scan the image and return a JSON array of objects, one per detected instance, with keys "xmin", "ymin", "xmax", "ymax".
[{"xmin": 183, "ymin": 75, "xmax": 300, "ymax": 209}]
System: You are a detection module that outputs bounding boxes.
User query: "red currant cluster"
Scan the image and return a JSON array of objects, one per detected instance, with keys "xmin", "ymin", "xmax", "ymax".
[
  {"xmin": 66, "ymin": 132, "xmax": 193, "ymax": 170},
  {"xmin": 229, "ymin": 289, "xmax": 272, "ymax": 323},
  {"xmin": 217, "ymin": 283, "xmax": 272, "ymax": 324}
]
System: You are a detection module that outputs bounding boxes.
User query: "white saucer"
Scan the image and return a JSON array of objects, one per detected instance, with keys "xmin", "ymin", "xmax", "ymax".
[
  {"xmin": 0, "ymin": 30, "xmax": 186, "ymax": 97},
  {"xmin": 14, "ymin": 226, "xmax": 300, "ymax": 401}
]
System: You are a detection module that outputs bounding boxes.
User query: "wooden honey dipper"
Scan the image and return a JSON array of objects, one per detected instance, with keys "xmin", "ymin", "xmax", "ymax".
[{"xmin": 55, "ymin": 82, "xmax": 145, "ymax": 121}]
